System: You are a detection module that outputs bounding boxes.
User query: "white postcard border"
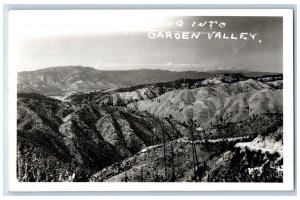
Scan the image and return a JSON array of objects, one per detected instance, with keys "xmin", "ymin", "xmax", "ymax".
[{"xmin": 7, "ymin": 8, "xmax": 294, "ymax": 191}]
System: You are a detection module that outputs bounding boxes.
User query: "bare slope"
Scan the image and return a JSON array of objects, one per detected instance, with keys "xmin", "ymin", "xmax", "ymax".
[{"xmin": 128, "ymin": 79, "xmax": 282, "ymax": 127}]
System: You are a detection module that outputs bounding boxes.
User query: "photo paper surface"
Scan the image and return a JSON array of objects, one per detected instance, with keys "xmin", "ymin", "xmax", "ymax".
[{"xmin": 8, "ymin": 9, "xmax": 294, "ymax": 191}]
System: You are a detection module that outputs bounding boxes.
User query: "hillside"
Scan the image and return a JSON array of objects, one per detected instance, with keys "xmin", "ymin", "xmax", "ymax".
[
  {"xmin": 17, "ymin": 72, "xmax": 283, "ymax": 182},
  {"xmin": 202, "ymin": 126, "xmax": 283, "ymax": 182},
  {"xmin": 128, "ymin": 76, "xmax": 282, "ymax": 127},
  {"xmin": 17, "ymin": 94, "xmax": 191, "ymax": 181},
  {"xmin": 90, "ymin": 123, "xmax": 283, "ymax": 182}
]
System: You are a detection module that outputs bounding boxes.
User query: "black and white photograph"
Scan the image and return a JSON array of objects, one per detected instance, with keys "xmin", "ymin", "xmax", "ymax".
[{"xmin": 8, "ymin": 9, "xmax": 294, "ymax": 191}]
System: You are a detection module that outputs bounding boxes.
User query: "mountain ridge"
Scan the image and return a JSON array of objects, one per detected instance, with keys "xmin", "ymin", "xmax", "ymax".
[
  {"xmin": 17, "ymin": 66, "xmax": 282, "ymax": 96},
  {"xmin": 18, "ymin": 65, "xmax": 282, "ymax": 74}
]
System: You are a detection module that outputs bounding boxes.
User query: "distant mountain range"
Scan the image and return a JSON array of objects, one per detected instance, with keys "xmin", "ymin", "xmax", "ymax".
[{"xmin": 17, "ymin": 66, "xmax": 281, "ymax": 96}]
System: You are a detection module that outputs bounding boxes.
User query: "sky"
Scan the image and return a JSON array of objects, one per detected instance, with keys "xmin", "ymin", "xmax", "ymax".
[{"xmin": 10, "ymin": 10, "xmax": 283, "ymax": 72}]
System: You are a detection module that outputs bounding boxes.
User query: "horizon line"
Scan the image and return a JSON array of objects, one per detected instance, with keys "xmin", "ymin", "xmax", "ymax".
[{"xmin": 17, "ymin": 65, "xmax": 283, "ymax": 74}]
